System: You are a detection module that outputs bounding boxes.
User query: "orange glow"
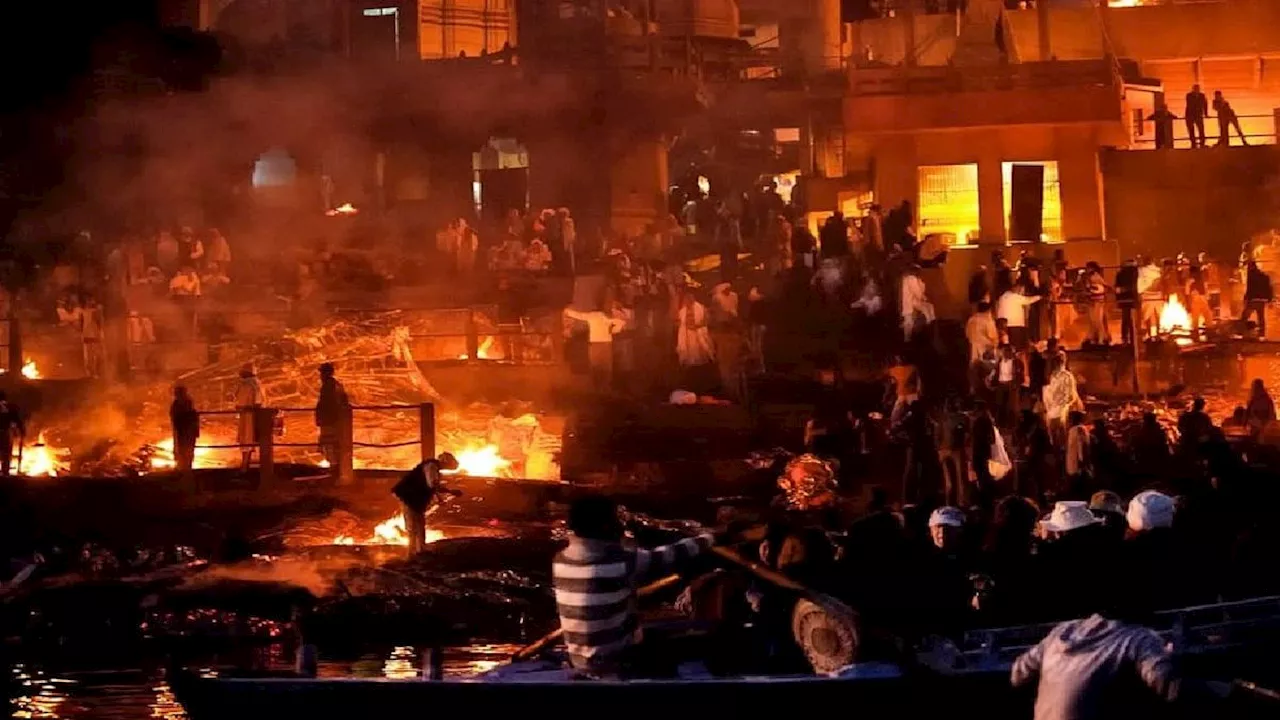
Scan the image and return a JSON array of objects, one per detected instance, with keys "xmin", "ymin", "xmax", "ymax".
[
  {"xmin": 325, "ymin": 203, "xmax": 359, "ymax": 216},
  {"xmin": 16, "ymin": 433, "xmax": 69, "ymax": 477},
  {"xmin": 1158, "ymin": 294, "xmax": 1196, "ymax": 346},
  {"xmin": 449, "ymin": 443, "xmax": 511, "ymax": 477},
  {"xmin": 457, "ymin": 336, "xmax": 496, "ymax": 360},
  {"xmin": 148, "ymin": 437, "xmax": 219, "ymax": 470},
  {"xmin": 20, "ymin": 361, "xmax": 39, "ymax": 380},
  {"xmin": 332, "ymin": 512, "xmax": 444, "ymax": 547}
]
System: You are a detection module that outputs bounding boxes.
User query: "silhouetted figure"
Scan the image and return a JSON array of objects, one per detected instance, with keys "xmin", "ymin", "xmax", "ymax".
[
  {"xmin": 170, "ymin": 385, "xmax": 199, "ymax": 477},
  {"xmin": 1212, "ymin": 90, "xmax": 1248, "ymax": 146},
  {"xmin": 1146, "ymin": 103, "xmax": 1178, "ymax": 149},
  {"xmin": 1241, "ymin": 259, "xmax": 1272, "ymax": 336},
  {"xmin": 1184, "ymin": 84, "xmax": 1208, "ymax": 147}
]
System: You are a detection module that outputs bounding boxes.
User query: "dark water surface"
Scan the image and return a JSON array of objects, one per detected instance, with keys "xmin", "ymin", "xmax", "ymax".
[{"xmin": 8, "ymin": 644, "xmax": 521, "ymax": 719}]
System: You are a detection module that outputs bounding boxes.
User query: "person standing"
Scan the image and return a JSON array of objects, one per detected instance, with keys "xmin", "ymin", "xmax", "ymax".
[
  {"xmin": 1043, "ymin": 357, "xmax": 1083, "ymax": 447},
  {"xmin": 675, "ymin": 290, "xmax": 716, "ymax": 391},
  {"xmin": 0, "ymin": 392, "xmax": 25, "ymax": 477},
  {"xmin": 564, "ymin": 305, "xmax": 625, "ymax": 391},
  {"xmin": 1145, "ymin": 102, "xmax": 1178, "ymax": 149},
  {"xmin": 314, "ymin": 363, "xmax": 350, "ymax": 469},
  {"xmin": 234, "ymin": 364, "xmax": 265, "ymax": 472},
  {"xmin": 1137, "ymin": 256, "xmax": 1164, "ymax": 338},
  {"xmin": 966, "ymin": 301, "xmax": 998, "ymax": 393},
  {"xmin": 1241, "ymin": 259, "xmax": 1272, "ymax": 337},
  {"xmin": 80, "ymin": 297, "xmax": 105, "ymax": 379},
  {"xmin": 970, "ymin": 400, "xmax": 997, "ymax": 509},
  {"xmin": 391, "ymin": 453, "xmax": 461, "ymax": 556},
  {"xmin": 997, "ymin": 284, "xmax": 1042, "ymax": 349},
  {"xmin": 1212, "ymin": 90, "xmax": 1248, "ymax": 146},
  {"xmin": 170, "ymin": 384, "xmax": 200, "ymax": 480},
  {"xmin": 1184, "ymin": 84, "xmax": 1208, "ymax": 148},
  {"xmin": 1114, "ymin": 258, "xmax": 1138, "ymax": 346},
  {"xmin": 1083, "ymin": 262, "xmax": 1111, "ymax": 345}
]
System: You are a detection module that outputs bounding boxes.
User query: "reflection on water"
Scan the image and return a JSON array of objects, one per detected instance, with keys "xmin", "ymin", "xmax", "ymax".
[{"xmin": 8, "ymin": 644, "xmax": 521, "ymax": 719}]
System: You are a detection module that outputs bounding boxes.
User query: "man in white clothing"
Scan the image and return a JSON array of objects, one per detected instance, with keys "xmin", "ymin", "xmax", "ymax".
[
  {"xmin": 564, "ymin": 306, "xmax": 625, "ymax": 390},
  {"xmin": 966, "ymin": 301, "xmax": 998, "ymax": 391},
  {"xmin": 1137, "ymin": 255, "xmax": 1164, "ymax": 338},
  {"xmin": 997, "ymin": 285, "xmax": 1042, "ymax": 348},
  {"xmin": 900, "ymin": 265, "xmax": 935, "ymax": 342}
]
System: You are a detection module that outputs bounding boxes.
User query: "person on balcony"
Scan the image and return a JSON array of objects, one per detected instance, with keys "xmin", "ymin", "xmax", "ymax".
[
  {"xmin": 1145, "ymin": 102, "xmax": 1178, "ymax": 150},
  {"xmin": 315, "ymin": 363, "xmax": 350, "ymax": 470},
  {"xmin": 1185, "ymin": 84, "xmax": 1208, "ymax": 148},
  {"xmin": 1211, "ymin": 90, "xmax": 1248, "ymax": 146},
  {"xmin": 170, "ymin": 384, "xmax": 199, "ymax": 479}
]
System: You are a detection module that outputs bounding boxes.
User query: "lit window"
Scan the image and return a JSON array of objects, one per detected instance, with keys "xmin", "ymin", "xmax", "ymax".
[
  {"xmin": 917, "ymin": 164, "xmax": 980, "ymax": 247},
  {"xmin": 1001, "ymin": 161, "xmax": 1063, "ymax": 243}
]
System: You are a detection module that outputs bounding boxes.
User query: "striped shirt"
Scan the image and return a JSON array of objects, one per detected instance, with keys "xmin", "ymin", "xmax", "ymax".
[{"xmin": 552, "ymin": 533, "xmax": 714, "ymax": 673}]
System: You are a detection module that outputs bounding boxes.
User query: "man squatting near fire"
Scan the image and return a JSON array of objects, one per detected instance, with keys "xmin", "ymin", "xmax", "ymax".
[{"xmin": 392, "ymin": 452, "xmax": 461, "ymax": 555}]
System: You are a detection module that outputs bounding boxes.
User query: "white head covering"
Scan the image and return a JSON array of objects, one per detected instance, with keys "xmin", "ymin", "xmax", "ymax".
[
  {"xmin": 1041, "ymin": 501, "xmax": 1101, "ymax": 533},
  {"xmin": 1126, "ymin": 490, "xmax": 1176, "ymax": 532},
  {"xmin": 928, "ymin": 506, "xmax": 965, "ymax": 528}
]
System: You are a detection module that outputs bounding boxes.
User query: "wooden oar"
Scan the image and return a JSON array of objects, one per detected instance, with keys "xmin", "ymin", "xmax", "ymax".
[
  {"xmin": 709, "ymin": 545, "xmax": 858, "ymax": 622},
  {"xmin": 511, "ymin": 573, "xmax": 684, "ymax": 662}
]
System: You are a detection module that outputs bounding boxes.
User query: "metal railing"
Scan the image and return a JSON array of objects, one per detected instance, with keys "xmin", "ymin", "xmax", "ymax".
[
  {"xmin": 960, "ymin": 595, "xmax": 1280, "ymax": 668},
  {"xmin": 1129, "ymin": 113, "xmax": 1278, "ymax": 148}
]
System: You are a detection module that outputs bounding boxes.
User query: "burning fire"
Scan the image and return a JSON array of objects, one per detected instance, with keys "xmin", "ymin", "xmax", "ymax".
[
  {"xmin": 449, "ymin": 443, "xmax": 512, "ymax": 477},
  {"xmin": 148, "ymin": 437, "xmax": 218, "ymax": 471},
  {"xmin": 332, "ymin": 512, "xmax": 444, "ymax": 547},
  {"xmin": 325, "ymin": 203, "xmax": 359, "ymax": 217},
  {"xmin": 457, "ymin": 336, "xmax": 496, "ymax": 361},
  {"xmin": 13, "ymin": 433, "xmax": 69, "ymax": 477},
  {"xmin": 2, "ymin": 360, "xmax": 41, "ymax": 379},
  {"xmin": 1158, "ymin": 294, "xmax": 1197, "ymax": 346}
]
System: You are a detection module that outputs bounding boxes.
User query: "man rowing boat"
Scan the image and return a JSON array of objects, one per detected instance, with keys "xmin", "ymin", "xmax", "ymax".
[{"xmin": 552, "ymin": 495, "xmax": 729, "ymax": 677}]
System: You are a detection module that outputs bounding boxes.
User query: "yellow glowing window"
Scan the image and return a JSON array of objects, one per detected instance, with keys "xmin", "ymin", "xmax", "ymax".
[
  {"xmin": 917, "ymin": 164, "xmax": 980, "ymax": 247},
  {"xmin": 1001, "ymin": 161, "xmax": 1063, "ymax": 243}
]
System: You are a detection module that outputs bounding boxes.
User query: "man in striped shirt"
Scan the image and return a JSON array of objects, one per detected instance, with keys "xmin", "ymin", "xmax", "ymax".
[{"xmin": 552, "ymin": 495, "xmax": 717, "ymax": 676}]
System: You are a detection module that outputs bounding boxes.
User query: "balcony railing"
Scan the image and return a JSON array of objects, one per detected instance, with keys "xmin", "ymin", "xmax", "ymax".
[{"xmin": 849, "ymin": 59, "xmax": 1121, "ymax": 97}]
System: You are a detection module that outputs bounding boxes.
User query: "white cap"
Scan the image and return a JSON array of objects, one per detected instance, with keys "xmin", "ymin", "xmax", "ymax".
[
  {"xmin": 928, "ymin": 506, "xmax": 965, "ymax": 528},
  {"xmin": 1041, "ymin": 501, "xmax": 1101, "ymax": 533},
  {"xmin": 1127, "ymin": 490, "xmax": 1176, "ymax": 532}
]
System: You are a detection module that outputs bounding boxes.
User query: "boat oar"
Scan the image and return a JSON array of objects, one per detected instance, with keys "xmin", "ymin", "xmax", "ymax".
[
  {"xmin": 708, "ymin": 545, "xmax": 858, "ymax": 622},
  {"xmin": 1235, "ymin": 679, "xmax": 1280, "ymax": 703},
  {"xmin": 511, "ymin": 573, "xmax": 683, "ymax": 663}
]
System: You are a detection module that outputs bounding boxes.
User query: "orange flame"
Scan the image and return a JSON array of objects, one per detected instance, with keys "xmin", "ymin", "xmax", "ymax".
[
  {"xmin": 1158, "ymin": 294, "xmax": 1196, "ymax": 346},
  {"xmin": 332, "ymin": 512, "xmax": 444, "ymax": 547},
  {"xmin": 325, "ymin": 203, "xmax": 359, "ymax": 217},
  {"xmin": 14, "ymin": 433, "xmax": 69, "ymax": 477}
]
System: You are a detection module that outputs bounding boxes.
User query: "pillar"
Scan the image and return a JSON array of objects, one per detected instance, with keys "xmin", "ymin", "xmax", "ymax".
[
  {"xmin": 419, "ymin": 402, "xmax": 437, "ymax": 464},
  {"xmin": 256, "ymin": 407, "xmax": 276, "ymax": 489},
  {"xmin": 337, "ymin": 405, "xmax": 355, "ymax": 486},
  {"xmin": 1036, "ymin": 0, "xmax": 1051, "ymax": 61},
  {"xmin": 977, "ymin": 159, "xmax": 1006, "ymax": 244},
  {"xmin": 609, "ymin": 137, "xmax": 669, "ymax": 237},
  {"xmin": 902, "ymin": 9, "xmax": 916, "ymax": 67},
  {"xmin": 1055, "ymin": 128, "xmax": 1106, "ymax": 241},
  {"xmin": 814, "ymin": 0, "xmax": 844, "ymax": 71}
]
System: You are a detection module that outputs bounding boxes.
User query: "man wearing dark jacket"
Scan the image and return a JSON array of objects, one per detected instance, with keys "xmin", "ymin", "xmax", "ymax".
[
  {"xmin": 1241, "ymin": 259, "xmax": 1273, "ymax": 336},
  {"xmin": 392, "ymin": 453, "xmax": 461, "ymax": 554},
  {"xmin": 315, "ymin": 363, "xmax": 350, "ymax": 469},
  {"xmin": 1185, "ymin": 84, "xmax": 1208, "ymax": 148},
  {"xmin": 1114, "ymin": 258, "xmax": 1139, "ymax": 345}
]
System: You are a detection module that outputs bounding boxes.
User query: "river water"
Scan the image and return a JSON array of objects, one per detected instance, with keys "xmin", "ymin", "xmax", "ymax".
[{"xmin": 8, "ymin": 644, "xmax": 521, "ymax": 719}]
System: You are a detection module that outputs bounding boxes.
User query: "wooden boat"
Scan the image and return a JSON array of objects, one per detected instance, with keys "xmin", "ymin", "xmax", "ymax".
[{"xmin": 172, "ymin": 596, "xmax": 1280, "ymax": 720}]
